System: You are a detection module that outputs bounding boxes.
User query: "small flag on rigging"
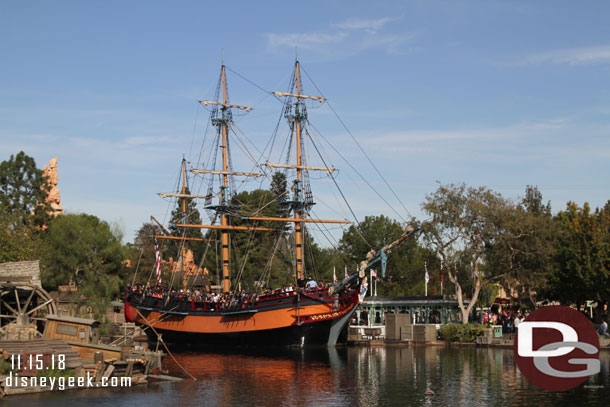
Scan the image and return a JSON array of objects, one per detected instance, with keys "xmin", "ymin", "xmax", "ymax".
[
  {"xmin": 333, "ymin": 266, "xmax": 337, "ymax": 284},
  {"xmin": 154, "ymin": 237, "xmax": 162, "ymax": 285}
]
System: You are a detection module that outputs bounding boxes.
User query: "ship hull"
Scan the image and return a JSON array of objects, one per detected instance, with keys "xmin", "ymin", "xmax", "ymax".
[
  {"xmin": 124, "ymin": 290, "xmax": 359, "ymax": 347},
  {"xmin": 142, "ymin": 319, "xmax": 333, "ymax": 347}
]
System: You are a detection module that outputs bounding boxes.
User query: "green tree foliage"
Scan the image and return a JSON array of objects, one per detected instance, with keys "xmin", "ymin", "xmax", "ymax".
[
  {"xmin": 227, "ymin": 188, "xmax": 292, "ymax": 290},
  {"xmin": 422, "ymin": 183, "xmax": 519, "ymax": 323},
  {"xmin": 547, "ymin": 201, "xmax": 610, "ymax": 311},
  {"xmin": 0, "ymin": 152, "xmax": 51, "ymax": 262},
  {"xmin": 0, "ymin": 151, "xmax": 51, "ymax": 227},
  {"xmin": 270, "ymin": 172, "xmax": 288, "ymax": 203},
  {"xmin": 438, "ymin": 323, "xmax": 486, "ymax": 342},
  {"xmin": 339, "ymin": 215, "xmax": 435, "ymax": 296},
  {"xmin": 40, "ymin": 214, "xmax": 127, "ymax": 302},
  {"xmin": 491, "ymin": 186, "xmax": 557, "ymax": 309},
  {"xmin": 0, "ymin": 207, "xmax": 42, "ymax": 262},
  {"xmin": 270, "ymin": 171, "xmax": 290, "ymax": 223},
  {"xmin": 126, "ymin": 222, "xmax": 160, "ymax": 283},
  {"xmin": 165, "ymin": 187, "xmax": 205, "ymax": 261}
]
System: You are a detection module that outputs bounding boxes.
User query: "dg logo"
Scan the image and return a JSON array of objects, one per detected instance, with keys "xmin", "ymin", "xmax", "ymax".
[{"xmin": 514, "ymin": 305, "xmax": 600, "ymax": 391}]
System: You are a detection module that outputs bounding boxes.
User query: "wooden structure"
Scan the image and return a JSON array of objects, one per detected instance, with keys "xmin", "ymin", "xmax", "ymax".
[
  {"xmin": 0, "ymin": 261, "xmax": 42, "ymax": 287},
  {"xmin": 43, "ymin": 314, "xmax": 121, "ymax": 362},
  {"xmin": 0, "ymin": 261, "xmax": 56, "ymax": 340},
  {"xmin": 43, "ymin": 314, "xmax": 100, "ymax": 344}
]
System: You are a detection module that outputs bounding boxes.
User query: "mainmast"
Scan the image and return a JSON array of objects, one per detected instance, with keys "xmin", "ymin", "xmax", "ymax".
[
  {"xmin": 180, "ymin": 158, "xmax": 187, "ymax": 284},
  {"xmin": 269, "ymin": 60, "xmax": 346, "ymax": 283},
  {"xmin": 219, "ymin": 66, "xmax": 231, "ymax": 294},
  {"xmin": 294, "ymin": 62, "xmax": 304, "ymax": 281}
]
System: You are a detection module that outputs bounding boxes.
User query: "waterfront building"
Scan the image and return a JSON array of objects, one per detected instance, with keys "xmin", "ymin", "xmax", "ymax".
[{"xmin": 353, "ymin": 296, "xmax": 468, "ymax": 328}]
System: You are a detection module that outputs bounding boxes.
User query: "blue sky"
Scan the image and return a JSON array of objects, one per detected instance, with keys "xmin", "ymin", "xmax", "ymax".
[{"xmin": 1, "ymin": 1, "xmax": 609, "ymax": 244}]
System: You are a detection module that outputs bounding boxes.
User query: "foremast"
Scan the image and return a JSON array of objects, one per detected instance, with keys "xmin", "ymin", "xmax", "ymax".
[
  {"xmin": 171, "ymin": 64, "xmax": 267, "ymax": 294},
  {"xmin": 196, "ymin": 64, "xmax": 266, "ymax": 293}
]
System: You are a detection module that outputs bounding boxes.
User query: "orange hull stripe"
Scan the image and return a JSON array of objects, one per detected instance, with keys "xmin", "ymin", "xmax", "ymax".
[{"xmin": 126, "ymin": 302, "xmax": 335, "ymax": 334}]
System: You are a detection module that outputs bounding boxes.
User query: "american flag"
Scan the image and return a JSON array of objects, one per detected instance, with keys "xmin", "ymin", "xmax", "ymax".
[{"xmin": 154, "ymin": 237, "xmax": 162, "ymax": 285}]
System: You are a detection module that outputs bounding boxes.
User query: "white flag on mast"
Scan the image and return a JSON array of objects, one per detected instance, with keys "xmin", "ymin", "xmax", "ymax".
[{"xmin": 154, "ymin": 237, "xmax": 162, "ymax": 285}]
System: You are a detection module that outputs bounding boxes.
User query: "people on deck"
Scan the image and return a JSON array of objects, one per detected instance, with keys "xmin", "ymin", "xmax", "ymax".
[
  {"xmin": 306, "ymin": 279, "xmax": 318, "ymax": 290},
  {"xmin": 599, "ymin": 319, "xmax": 609, "ymax": 337},
  {"xmin": 129, "ymin": 276, "xmax": 336, "ymax": 313}
]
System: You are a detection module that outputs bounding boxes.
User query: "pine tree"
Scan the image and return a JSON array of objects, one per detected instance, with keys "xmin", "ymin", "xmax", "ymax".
[
  {"xmin": 165, "ymin": 188, "xmax": 205, "ymax": 262},
  {"xmin": 0, "ymin": 151, "xmax": 51, "ymax": 227}
]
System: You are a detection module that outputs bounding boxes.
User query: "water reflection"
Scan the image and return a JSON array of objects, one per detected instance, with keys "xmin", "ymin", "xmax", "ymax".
[
  {"xmin": 344, "ymin": 346, "xmax": 608, "ymax": 407},
  {"xmin": 164, "ymin": 348, "xmax": 357, "ymax": 407},
  {"xmin": 3, "ymin": 346, "xmax": 608, "ymax": 406}
]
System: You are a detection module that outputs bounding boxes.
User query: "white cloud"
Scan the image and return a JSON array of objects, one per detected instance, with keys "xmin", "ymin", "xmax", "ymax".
[
  {"xmin": 525, "ymin": 45, "xmax": 610, "ymax": 65},
  {"xmin": 334, "ymin": 17, "xmax": 395, "ymax": 34},
  {"xmin": 360, "ymin": 118, "xmax": 570, "ymax": 146},
  {"xmin": 265, "ymin": 32, "xmax": 348, "ymax": 50},
  {"xmin": 265, "ymin": 16, "xmax": 416, "ymax": 57}
]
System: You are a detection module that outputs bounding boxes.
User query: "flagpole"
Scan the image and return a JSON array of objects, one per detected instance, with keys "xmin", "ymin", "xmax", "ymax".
[
  {"xmin": 440, "ymin": 259, "xmax": 443, "ymax": 296},
  {"xmin": 424, "ymin": 261, "xmax": 428, "ymax": 297},
  {"xmin": 375, "ymin": 275, "xmax": 377, "ymax": 297}
]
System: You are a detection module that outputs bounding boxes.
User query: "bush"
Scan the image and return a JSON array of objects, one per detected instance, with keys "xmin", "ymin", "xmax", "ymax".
[
  {"xmin": 0, "ymin": 358, "xmax": 13, "ymax": 374},
  {"xmin": 439, "ymin": 323, "xmax": 486, "ymax": 342}
]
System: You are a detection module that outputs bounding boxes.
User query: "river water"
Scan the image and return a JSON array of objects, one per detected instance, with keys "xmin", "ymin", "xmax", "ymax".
[{"xmin": 3, "ymin": 346, "xmax": 609, "ymax": 406}]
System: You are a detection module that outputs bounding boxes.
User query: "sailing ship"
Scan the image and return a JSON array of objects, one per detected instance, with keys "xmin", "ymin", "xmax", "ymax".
[{"xmin": 124, "ymin": 60, "xmax": 418, "ymax": 346}]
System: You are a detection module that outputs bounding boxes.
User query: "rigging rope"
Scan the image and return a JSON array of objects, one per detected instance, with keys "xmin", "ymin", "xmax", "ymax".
[
  {"xmin": 308, "ymin": 121, "xmax": 407, "ymax": 224},
  {"xmin": 301, "ymin": 65, "xmax": 412, "ymax": 221},
  {"xmin": 304, "ymin": 127, "xmax": 372, "ymax": 250}
]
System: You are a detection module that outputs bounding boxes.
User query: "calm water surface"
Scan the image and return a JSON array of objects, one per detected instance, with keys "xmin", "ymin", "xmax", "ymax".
[{"xmin": 3, "ymin": 346, "xmax": 609, "ymax": 406}]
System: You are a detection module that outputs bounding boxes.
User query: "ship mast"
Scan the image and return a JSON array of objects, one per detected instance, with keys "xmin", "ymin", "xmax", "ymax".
[
  {"xmin": 180, "ymin": 158, "xmax": 187, "ymax": 285},
  {"xmin": 189, "ymin": 64, "xmax": 263, "ymax": 293},
  {"xmin": 294, "ymin": 62, "xmax": 304, "ymax": 281},
  {"xmin": 166, "ymin": 60, "xmax": 348, "ymax": 292},
  {"xmin": 219, "ymin": 66, "xmax": 231, "ymax": 294},
  {"xmin": 268, "ymin": 60, "xmax": 349, "ymax": 284}
]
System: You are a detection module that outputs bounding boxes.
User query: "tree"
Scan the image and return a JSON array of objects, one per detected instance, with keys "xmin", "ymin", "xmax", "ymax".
[
  {"xmin": 421, "ymin": 183, "xmax": 517, "ymax": 323},
  {"xmin": 165, "ymin": 187, "xmax": 205, "ymax": 262},
  {"xmin": 227, "ymin": 188, "xmax": 291, "ymax": 290},
  {"xmin": 270, "ymin": 172, "xmax": 288, "ymax": 203},
  {"xmin": 0, "ymin": 152, "xmax": 51, "ymax": 262},
  {"xmin": 338, "ymin": 215, "xmax": 434, "ymax": 296},
  {"xmin": 0, "ymin": 151, "xmax": 51, "ymax": 227},
  {"xmin": 492, "ymin": 186, "xmax": 557, "ymax": 309},
  {"xmin": 41, "ymin": 214, "xmax": 127, "ymax": 297},
  {"xmin": 547, "ymin": 201, "xmax": 610, "ymax": 313},
  {"xmin": 125, "ymin": 222, "xmax": 160, "ymax": 283},
  {"xmin": 270, "ymin": 171, "xmax": 290, "ymax": 231},
  {"xmin": 0, "ymin": 207, "xmax": 42, "ymax": 262}
]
